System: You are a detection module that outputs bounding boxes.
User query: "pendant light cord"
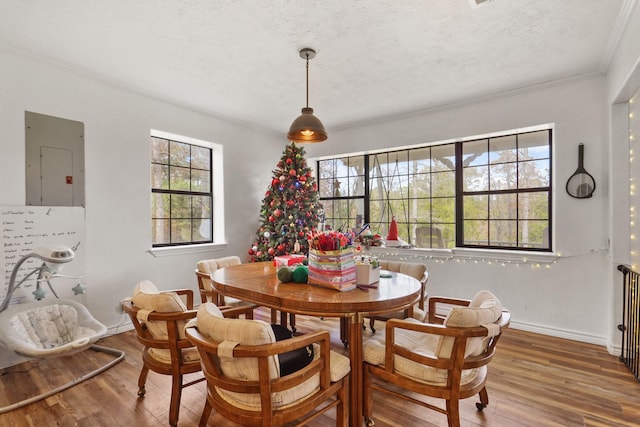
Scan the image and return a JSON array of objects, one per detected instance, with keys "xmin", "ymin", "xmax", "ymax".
[{"xmin": 305, "ymin": 53, "xmax": 310, "ymax": 108}]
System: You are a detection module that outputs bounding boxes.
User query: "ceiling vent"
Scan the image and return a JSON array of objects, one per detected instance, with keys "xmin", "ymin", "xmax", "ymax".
[{"xmin": 469, "ymin": 0, "xmax": 493, "ymax": 8}]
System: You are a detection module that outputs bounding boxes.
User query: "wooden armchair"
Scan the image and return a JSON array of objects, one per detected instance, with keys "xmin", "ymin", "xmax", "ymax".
[
  {"xmin": 197, "ymin": 256, "xmax": 296, "ymax": 330},
  {"xmin": 363, "ymin": 290, "xmax": 510, "ymax": 427},
  {"xmin": 185, "ymin": 302, "xmax": 351, "ymax": 427},
  {"xmin": 368, "ymin": 260, "xmax": 429, "ymax": 332},
  {"xmin": 122, "ymin": 280, "xmax": 252, "ymax": 427}
]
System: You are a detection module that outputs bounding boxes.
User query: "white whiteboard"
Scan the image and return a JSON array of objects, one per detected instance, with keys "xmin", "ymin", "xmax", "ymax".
[{"xmin": 1, "ymin": 206, "xmax": 86, "ymax": 307}]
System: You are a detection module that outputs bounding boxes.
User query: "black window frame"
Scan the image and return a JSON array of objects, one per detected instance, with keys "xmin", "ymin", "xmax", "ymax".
[
  {"xmin": 316, "ymin": 128, "xmax": 552, "ymax": 252},
  {"xmin": 151, "ymin": 135, "xmax": 214, "ymax": 247}
]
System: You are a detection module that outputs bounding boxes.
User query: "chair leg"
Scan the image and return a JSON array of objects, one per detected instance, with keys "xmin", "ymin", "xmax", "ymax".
[
  {"xmin": 363, "ymin": 365, "xmax": 374, "ymax": 426},
  {"xmin": 199, "ymin": 398, "xmax": 213, "ymax": 427},
  {"xmin": 169, "ymin": 374, "xmax": 183, "ymax": 427},
  {"xmin": 445, "ymin": 399, "xmax": 461, "ymax": 427},
  {"xmin": 337, "ymin": 375, "xmax": 349, "ymax": 427},
  {"xmin": 290, "ymin": 313, "xmax": 296, "ymax": 333},
  {"xmin": 340, "ymin": 317, "xmax": 349, "ymax": 347},
  {"xmin": 476, "ymin": 386, "xmax": 489, "ymax": 411},
  {"xmin": 137, "ymin": 365, "xmax": 149, "ymax": 396}
]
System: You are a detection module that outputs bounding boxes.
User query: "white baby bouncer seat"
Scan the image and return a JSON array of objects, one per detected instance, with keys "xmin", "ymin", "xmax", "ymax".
[{"xmin": 0, "ymin": 299, "xmax": 124, "ymax": 414}]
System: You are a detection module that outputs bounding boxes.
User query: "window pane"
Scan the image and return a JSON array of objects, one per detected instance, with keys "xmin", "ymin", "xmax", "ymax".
[
  {"xmin": 489, "ymin": 163, "xmax": 517, "ymax": 190},
  {"xmin": 191, "ymin": 145, "xmax": 210, "ymax": 170},
  {"xmin": 171, "ymin": 194, "xmax": 191, "ymax": 219},
  {"xmin": 170, "ymin": 166, "xmax": 191, "ymax": 191},
  {"xmin": 489, "ymin": 135, "xmax": 517, "ymax": 164},
  {"xmin": 151, "ymin": 193, "xmax": 170, "ymax": 218},
  {"xmin": 464, "ymin": 220, "xmax": 488, "ymax": 245},
  {"xmin": 490, "ymin": 193, "xmax": 517, "ymax": 219},
  {"xmin": 519, "ymin": 159, "xmax": 550, "ymax": 188},
  {"xmin": 518, "ymin": 131, "xmax": 550, "ymax": 161},
  {"xmin": 463, "ymin": 139, "xmax": 488, "ymax": 166},
  {"xmin": 412, "ymin": 198, "xmax": 432, "ymax": 222},
  {"xmin": 464, "ymin": 195, "xmax": 488, "ymax": 219},
  {"xmin": 463, "ymin": 165, "xmax": 488, "ymax": 191},
  {"xmin": 432, "ymin": 196, "xmax": 455, "ymax": 224},
  {"xmin": 171, "ymin": 219, "xmax": 191, "ymax": 243},
  {"xmin": 152, "ymin": 219, "xmax": 170, "ymax": 244},
  {"xmin": 192, "ymin": 195, "xmax": 211, "ymax": 218},
  {"xmin": 518, "ymin": 192, "xmax": 549, "ymax": 219},
  {"xmin": 151, "ymin": 137, "xmax": 169, "ymax": 164},
  {"xmin": 432, "ymin": 171, "xmax": 456, "ymax": 197},
  {"xmin": 415, "ymin": 224, "xmax": 446, "ymax": 248},
  {"xmin": 489, "ymin": 220, "xmax": 517, "ymax": 246},
  {"xmin": 193, "ymin": 218, "xmax": 211, "ymax": 241},
  {"xmin": 191, "ymin": 169, "xmax": 210, "ymax": 192},
  {"xmin": 438, "ymin": 223, "xmax": 455, "ymax": 248},
  {"xmin": 170, "ymin": 141, "xmax": 190, "ymax": 167},
  {"xmin": 519, "ymin": 220, "xmax": 549, "ymax": 249},
  {"xmin": 151, "ymin": 164, "xmax": 168, "ymax": 190},
  {"xmin": 432, "ymin": 144, "xmax": 455, "ymax": 171},
  {"xmin": 409, "ymin": 147, "xmax": 431, "ymax": 172}
]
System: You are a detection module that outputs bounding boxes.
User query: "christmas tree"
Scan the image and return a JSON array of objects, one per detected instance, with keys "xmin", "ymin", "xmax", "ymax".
[{"xmin": 248, "ymin": 143, "xmax": 322, "ymax": 262}]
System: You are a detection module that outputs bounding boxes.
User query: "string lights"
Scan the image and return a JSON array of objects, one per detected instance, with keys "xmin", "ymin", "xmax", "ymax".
[{"xmin": 630, "ymin": 92, "xmax": 639, "ymax": 270}]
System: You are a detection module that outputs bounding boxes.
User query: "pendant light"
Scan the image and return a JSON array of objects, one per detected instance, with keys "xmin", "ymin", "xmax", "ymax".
[{"xmin": 287, "ymin": 48, "xmax": 327, "ymax": 143}]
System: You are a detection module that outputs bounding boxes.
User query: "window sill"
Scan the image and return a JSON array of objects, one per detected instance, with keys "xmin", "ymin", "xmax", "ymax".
[
  {"xmin": 148, "ymin": 242, "xmax": 228, "ymax": 258},
  {"xmin": 365, "ymin": 246, "xmax": 559, "ymax": 265}
]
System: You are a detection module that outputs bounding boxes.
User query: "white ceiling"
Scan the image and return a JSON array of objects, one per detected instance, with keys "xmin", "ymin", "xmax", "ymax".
[{"xmin": 0, "ymin": 0, "xmax": 631, "ymax": 136}]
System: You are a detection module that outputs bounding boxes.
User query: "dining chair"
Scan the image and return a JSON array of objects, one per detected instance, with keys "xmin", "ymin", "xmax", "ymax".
[
  {"xmin": 368, "ymin": 260, "xmax": 429, "ymax": 333},
  {"xmin": 185, "ymin": 302, "xmax": 351, "ymax": 427},
  {"xmin": 196, "ymin": 256, "xmax": 297, "ymax": 329},
  {"xmin": 363, "ymin": 290, "xmax": 510, "ymax": 427},
  {"xmin": 122, "ymin": 280, "xmax": 252, "ymax": 426}
]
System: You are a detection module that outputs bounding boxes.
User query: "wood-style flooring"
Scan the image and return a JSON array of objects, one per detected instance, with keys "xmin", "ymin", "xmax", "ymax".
[{"xmin": 1, "ymin": 307, "xmax": 639, "ymax": 426}]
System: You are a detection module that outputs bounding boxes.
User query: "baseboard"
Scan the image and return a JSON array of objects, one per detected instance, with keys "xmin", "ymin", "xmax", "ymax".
[{"xmin": 509, "ymin": 320, "xmax": 620, "ymax": 354}]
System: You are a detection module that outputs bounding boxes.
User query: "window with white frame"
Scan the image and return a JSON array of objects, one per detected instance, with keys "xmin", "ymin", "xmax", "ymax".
[
  {"xmin": 150, "ymin": 131, "xmax": 223, "ymax": 247},
  {"xmin": 317, "ymin": 127, "xmax": 552, "ymax": 251}
]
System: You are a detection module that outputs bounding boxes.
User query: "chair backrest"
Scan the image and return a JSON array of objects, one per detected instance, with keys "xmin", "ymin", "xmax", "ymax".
[
  {"xmin": 122, "ymin": 280, "xmax": 198, "ymax": 364},
  {"xmin": 196, "ymin": 256, "xmax": 242, "ymax": 304},
  {"xmin": 435, "ymin": 290, "xmax": 507, "ymax": 360},
  {"xmin": 379, "ymin": 260, "xmax": 429, "ymax": 312}
]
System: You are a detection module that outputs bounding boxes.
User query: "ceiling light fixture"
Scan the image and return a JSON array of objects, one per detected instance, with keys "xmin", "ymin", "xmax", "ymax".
[{"xmin": 287, "ymin": 48, "xmax": 327, "ymax": 143}]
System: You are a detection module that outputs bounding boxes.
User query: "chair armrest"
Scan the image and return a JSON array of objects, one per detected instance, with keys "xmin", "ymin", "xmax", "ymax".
[{"xmin": 427, "ymin": 296, "xmax": 471, "ymax": 324}]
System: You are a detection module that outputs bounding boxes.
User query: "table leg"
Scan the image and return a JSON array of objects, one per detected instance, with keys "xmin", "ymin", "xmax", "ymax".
[{"xmin": 348, "ymin": 312, "xmax": 364, "ymax": 427}]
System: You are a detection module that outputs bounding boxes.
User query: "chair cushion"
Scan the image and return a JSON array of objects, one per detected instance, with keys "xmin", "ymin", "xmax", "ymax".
[
  {"xmin": 437, "ymin": 290, "xmax": 503, "ymax": 358},
  {"xmin": 363, "ymin": 318, "xmax": 479, "ymax": 385}
]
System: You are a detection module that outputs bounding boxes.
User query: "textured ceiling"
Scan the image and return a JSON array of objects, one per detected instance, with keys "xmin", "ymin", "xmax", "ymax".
[{"xmin": 0, "ymin": 0, "xmax": 629, "ymax": 136}]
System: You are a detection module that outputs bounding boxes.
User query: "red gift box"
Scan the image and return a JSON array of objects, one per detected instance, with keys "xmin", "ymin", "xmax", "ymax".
[{"xmin": 274, "ymin": 254, "xmax": 306, "ymax": 267}]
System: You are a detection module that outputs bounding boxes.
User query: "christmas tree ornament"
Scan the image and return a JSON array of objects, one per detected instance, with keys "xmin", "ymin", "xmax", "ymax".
[
  {"xmin": 292, "ymin": 266, "xmax": 309, "ymax": 283},
  {"xmin": 277, "ymin": 266, "xmax": 293, "ymax": 283},
  {"xmin": 279, "ymin": 175, "xmax": 286, "ymax": 181},
  {"xmin": 268, "ymin": 247, "xmax": 275, "ymax": 256},
  {"xmin": 264, "ymin": 231, "xmax": 271, "ymax": 238}
]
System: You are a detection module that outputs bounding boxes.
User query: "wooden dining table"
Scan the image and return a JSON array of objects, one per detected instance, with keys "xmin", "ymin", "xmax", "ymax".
[{"xmin": 210, "ymin": 261, "xmax": 422, "ymax": 427}]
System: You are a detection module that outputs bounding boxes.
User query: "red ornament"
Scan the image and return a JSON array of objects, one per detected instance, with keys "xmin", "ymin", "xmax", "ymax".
[
  {"xmin": 265, "ymin": 190, "xmax": 271, "ymax": 197},
  {"xmin": 286, "ymin": 158, "xmax": 292, "ymax": 164},
  {"xmin": 269, "ymin": 215, "xmax": 275, "ymax": 222},
  {"xmin": 289, "ymin": 169, "xmax": 297, "ymax": 176},
  {"xmin": 299, "ymin": 176, "xmax": 306, "ymax": 182},
  {"xmin": 272, "ymin": 178, "xmax": 279, "ymax": 186},
  {"xmin": 248, "ymin": 249, "xmax": 255, "ymax": 255},
  {"xmin": 268, "ymin": 247, "xmax": 275, "ymax": 255},
  {"xmin": 256, "ymin": 251, "xmax": 262, "ymax": 257},
  {"xmin": 277, "ymin": 244, "xmax": 285, "ymax": 251},
  {"xmin": 274, "ymin": 208, "xmax": 281, "ymax": 217},
  {"xmin": 299, "ymin": 231, "xmax": 305, "ymax": 237},
  {"xmin": 279, "ymin": 175, "xmax": 286, "ymax": 182}
]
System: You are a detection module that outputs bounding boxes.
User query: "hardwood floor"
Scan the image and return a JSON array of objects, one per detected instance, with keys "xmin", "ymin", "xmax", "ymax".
[{"xmin": 1, "ymin": 307, "xmax": 640, "ymax": 426}]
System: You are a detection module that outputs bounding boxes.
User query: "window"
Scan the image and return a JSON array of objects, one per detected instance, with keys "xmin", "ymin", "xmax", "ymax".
[
  {"xmin": 317, "ymin": 127, "xmax": 552, "ymax": 251},
  {"xmin": 151, "ymin": 131, "xmax": 222, "ymax": 247}
]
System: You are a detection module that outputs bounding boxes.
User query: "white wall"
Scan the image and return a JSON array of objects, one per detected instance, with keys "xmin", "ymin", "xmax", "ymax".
[
  {"xmin": 0, "ymin": 50, "xmax": 283, "ymax": 334},
  {"xmin": 305, "ymin": 76, "xmax": 614, "ymax": 347}
]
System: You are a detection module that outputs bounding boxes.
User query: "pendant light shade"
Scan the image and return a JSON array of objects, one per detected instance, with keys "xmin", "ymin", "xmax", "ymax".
[{"xmin": 288, "ymin": 48, "xmax": 327, "ymax": 143}]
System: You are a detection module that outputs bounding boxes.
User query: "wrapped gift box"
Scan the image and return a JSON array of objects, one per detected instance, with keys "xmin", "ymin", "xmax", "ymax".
[
  {"xmin": 307, "ymin": 248, "xmax": 356, "ymax": 291},
  {"xmin": 274, "ymin": 254, "xmax": 306, "ymax": 267}
]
